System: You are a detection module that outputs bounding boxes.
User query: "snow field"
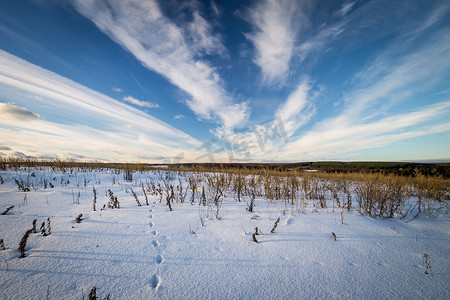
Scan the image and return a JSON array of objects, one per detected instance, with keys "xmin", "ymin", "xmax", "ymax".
[{"xmin": 0, "ymin": 168, "xmax": 449, "ymax": 299}]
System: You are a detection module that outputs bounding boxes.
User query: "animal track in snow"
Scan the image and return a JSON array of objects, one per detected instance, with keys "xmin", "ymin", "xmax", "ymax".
[
  {"xmin": 150, "ymin": 274, "xmax": 161, "ymax": 290},
  {"xmin": 148, "ymin": 204, "xmax": 163, "ymax": 291},
  {"xmin": 155, "ymin": 254, "xmax": 164, "ymax": 264}
]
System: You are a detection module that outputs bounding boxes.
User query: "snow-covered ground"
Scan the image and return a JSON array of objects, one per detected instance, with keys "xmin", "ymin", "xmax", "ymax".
[{"xmin": 0, "ymin": 168, "xmax": 449, "ymax": 299}]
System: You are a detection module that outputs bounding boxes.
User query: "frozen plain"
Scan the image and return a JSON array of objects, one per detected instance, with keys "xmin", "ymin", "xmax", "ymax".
[{"xmin": 0, "ymin": 168, "xmax": 449, "ymax": 299}]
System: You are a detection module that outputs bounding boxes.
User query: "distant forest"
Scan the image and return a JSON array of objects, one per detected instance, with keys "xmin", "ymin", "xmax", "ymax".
[
  {"xmin": 175, "ymin": 161, "xmax": 450, "ymax": 178},
  {"xmin": 282, "ymin": 161, "xmax": 450, "ymax": 178},
  {"xmin": 1, "ymin": 157, "xmax": 449, "ymax": 178}
]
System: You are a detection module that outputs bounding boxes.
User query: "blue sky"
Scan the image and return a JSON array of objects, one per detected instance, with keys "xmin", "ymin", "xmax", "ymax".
[{"xmin": 0, "ymin": 0, "xmax": 449, "ymax": 163}]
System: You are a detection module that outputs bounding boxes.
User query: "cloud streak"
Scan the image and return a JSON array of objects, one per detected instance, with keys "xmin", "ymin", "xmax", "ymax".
[
  {"xmin": 279, "ymin": 102, "xmax": 450, "ymax": 161},
  {"xmin": 246, "ymin": 0, "xmax": 306, "ymax": 85},
  {"xmin": 0, "ymin": 49, "xmax": 202, "ymax": 162},
  {"xmin": 2, "ymin": 0, "xmax": 449, "ymax": 163},
  {"xmin": 337, "ymin": 1, "xmax": 356, "ymax": 17},
  {"xmin": 70, "ymin": 0, "xmax": 249, "ymax": 133},
  {"xmin": 275, "ymin": 80, "xmax": 315, "ymax": 137},
  {"xmin": 275, "ymin": 24, "xmax": 450, "ymax": 161},
  {"xmin": 123, "ymin": 95, "xmax": 160, "ymax": 108}
]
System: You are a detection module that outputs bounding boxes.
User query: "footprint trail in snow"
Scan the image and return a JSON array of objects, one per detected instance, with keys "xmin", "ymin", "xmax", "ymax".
[{"xmin": 148, "ymin": 202, "xmax": 164, "ymax": 291}]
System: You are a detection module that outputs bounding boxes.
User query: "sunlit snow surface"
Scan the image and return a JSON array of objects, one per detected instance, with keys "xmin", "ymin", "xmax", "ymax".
[{"xmin": 0, "ymin": 169, "xmax": 449, "ymax": 299}]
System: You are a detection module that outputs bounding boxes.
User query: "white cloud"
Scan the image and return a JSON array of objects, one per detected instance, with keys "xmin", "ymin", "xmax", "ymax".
[
  {"xmin": 278, "ymin": 102, "xmax": 450, "ymax": 161},
  {"xmin": 70, "ymin": 0, "xmax": 248, "ymax": 132},
  {"xmin": 211, "ymin": 1, "xmax": 220, "ymax": 17},
  {"xmin": 337, "ymin": 1, "xmax": 356, "ymax": 18},
  {"xmin": 188, "ymin": 10, "xmax": 227, "ymax": 57},
  {"xmin": 217, "ymin": 80, "xmax": 315, "ymax": 161},
  {"xmin": 0, "ymin": 103, "xmax": 40, "ymax": 120},
  {"xmin": 274, "ymin": 25, "xmax": 450, "ymax": 161},
  {"xmin": 174, "ymin": 114, "xmax": 186, "ymax": 120},
  {"xmin": 214, "ymin": 101, "xmax": 251, "ymax": 136},
  {"xmin": 288, "ymin": 0, "xmax": 449, "ymax": 77},
  {"xmin": 112, "ymin": 87, "xmax": 122, "ymax": 93},
  {"xmin": 123, "ymin": 95, "xmax": 160, "ymax": 108},
  {"xmin": 0, "ymin": 49, "xmax": 204, "ymax": 162},
  {"xmin": 275, "ymin": 80, "xmax": 315, "ymax": 137},
  {"xmin": 246, "ymin": 0, "xmax": 306, "ymax": 85},
  {"xmin": 345, "ymin": 26, "xmax": 450, "ymax": 120},
  {"xmin": 435, "ymin": 90, "xmax": 450, "ymax": 95}
]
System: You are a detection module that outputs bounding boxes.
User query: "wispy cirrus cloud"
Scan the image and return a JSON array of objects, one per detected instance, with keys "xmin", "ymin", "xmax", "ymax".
[
  {"xmin": 245, "ymin": 0, "xmax": 307, "ymax": 85},
  {"xmin": 268, "ymin": 0, "xmax": 449, "ymax": 78},
  {"xmin": 344, "ymin": 21, "xmax": 450, "ymax": 120},
  {"xmin": 0, "ymin": 49, "xmax": 202, "ymax": 162},
  {"xmin": 279, "ymin": 102, "xmax": 450, "ymax": 161},
  {"xmin": 210, "ymin": 1, "xmax": 221, "ymax": 17},
  {"xmin": 275, "ymin": 80, "xmax": 315, "ymax": 137},
  {"xmin": 123, "ymin": 95, "xmax": 160, "ymax": 108},
  {"xmin": 275, "ymin": 23, "xmax": 450, "ymax": 161},
  {"xmin": 203, "ymin": 18, "xmax": 450, "ymax": 162},
  {"xmin": 70, "ymin": 0, "xmax": 248, "ymax": 133},
  {"xmin": 336, "ymin": 1, "xmax": 356, "ymax": 18},
  {"xmin": 202, "ymin": 0, "xmax": 450, "ymax": 162}
]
